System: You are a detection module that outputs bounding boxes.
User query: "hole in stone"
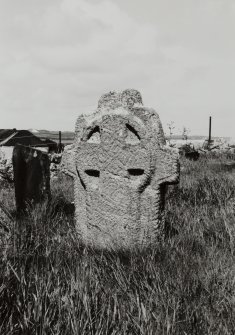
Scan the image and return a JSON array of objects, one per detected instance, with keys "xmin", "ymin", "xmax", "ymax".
[
  {"xmin": 85, "ymin": 169, "xmax": 100, "ymax": 177},
  {"xmin": 128, "ymin": 169, "xmax": 144, "ymax": 176},
  {"xmin": 126, "ymin": 124, "xmax": 140, "ymax": 140},
  {"xmin": 87, "ymin": 126, "xmax": 100, "ymax": 143}
]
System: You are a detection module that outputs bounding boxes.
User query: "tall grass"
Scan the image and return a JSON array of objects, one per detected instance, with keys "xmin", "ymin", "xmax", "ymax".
[{"xmin": 0, "ymin": 157, "xmax": 235, "ymax": 334}]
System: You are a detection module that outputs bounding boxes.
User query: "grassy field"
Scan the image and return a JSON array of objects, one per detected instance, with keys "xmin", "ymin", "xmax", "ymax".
[{"xmin": 0, "ymin": 155, "xmax": 235, "ymax": 334}]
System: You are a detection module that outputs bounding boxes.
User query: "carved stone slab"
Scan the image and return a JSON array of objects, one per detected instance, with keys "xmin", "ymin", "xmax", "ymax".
[
  {"xmin": 13, "ymin": 145, "xmax": 50, "ymax": 212},
  {"xmin": 62, "ymin": 89, "xmax": 179, "ymax": 250}
]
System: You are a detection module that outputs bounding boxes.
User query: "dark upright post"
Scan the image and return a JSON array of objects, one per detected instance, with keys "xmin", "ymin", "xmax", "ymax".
[
  {"xmin": 58, "ymin": 131, "xmax": 62, "ymax": 153},
  {"xmin": 13, "ymin": 144, "xmax": 51, "ymax": 212},
  {"xmin": 208, "ymin": 116, "xmax": 212, "ymax": 146}
]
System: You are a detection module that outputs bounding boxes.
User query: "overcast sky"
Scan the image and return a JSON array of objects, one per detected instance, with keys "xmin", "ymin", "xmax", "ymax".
[{"xmin": 0, "ymin": 0, "xmax": 235, "ymax": 137}]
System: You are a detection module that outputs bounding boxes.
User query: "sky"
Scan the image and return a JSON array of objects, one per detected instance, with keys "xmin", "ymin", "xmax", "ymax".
[{"xmin": 0, "ymin": 0, "xmax": 235, "ymax": 137}]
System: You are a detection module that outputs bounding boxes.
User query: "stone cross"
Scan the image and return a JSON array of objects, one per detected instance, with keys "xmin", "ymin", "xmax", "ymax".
[{"xmin": 62, "ymin": 89, "xmax": 179, "ymax": 250}]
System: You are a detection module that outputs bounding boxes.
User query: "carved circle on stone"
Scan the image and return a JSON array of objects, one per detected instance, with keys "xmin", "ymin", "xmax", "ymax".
[{"xmin": 76, "ymin": 114, "xmax": 152, "ymax": 194}]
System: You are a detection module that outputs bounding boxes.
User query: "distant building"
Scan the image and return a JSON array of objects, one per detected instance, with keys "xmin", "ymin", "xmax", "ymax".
[{"xmin": 31, "ymin": 130, "xmax": 75, "ymax": 146}]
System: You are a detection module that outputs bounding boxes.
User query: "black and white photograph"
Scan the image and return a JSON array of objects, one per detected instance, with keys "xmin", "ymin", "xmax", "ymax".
[{"xmin": 1, "ymin": 0, "xmax": 235, "ymax": 334}]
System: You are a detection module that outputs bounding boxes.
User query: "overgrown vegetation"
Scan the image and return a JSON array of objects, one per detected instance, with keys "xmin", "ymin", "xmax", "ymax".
[{"xmin": 0, "ymin": 156, "xmax": 235, "ymax": 334}]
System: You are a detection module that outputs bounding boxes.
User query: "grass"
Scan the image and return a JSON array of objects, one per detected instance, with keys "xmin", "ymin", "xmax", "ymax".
[{"xmin": 0, "ymin": 155, "xmax": 235, "ymax": 334}]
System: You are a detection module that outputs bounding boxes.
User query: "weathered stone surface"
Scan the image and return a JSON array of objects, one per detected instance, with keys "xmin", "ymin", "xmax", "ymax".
[
  {"xmin": 62, "ymin": 89, "xmax": 179, "ymax": 250},
  {"xmin": 13, "ymin": 145, "xmax": 50, "ymax": 211},
  {"xmin": 60, "ymin": 144, "xmax": 76, "ymax": 178}
]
